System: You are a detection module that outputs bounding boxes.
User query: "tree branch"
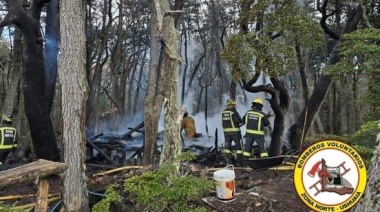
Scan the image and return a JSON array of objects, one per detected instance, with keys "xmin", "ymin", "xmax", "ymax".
[
  {"xmin": 318, "ymin": 0, "xmax": 340, "ymax": 40},
  {"xmin": 242, "ymin": 70, "xmax": 261, "ymax": 89},
  {"xmin": 0, "ymin": 14, "xmax": 16, "ymax": 28}
]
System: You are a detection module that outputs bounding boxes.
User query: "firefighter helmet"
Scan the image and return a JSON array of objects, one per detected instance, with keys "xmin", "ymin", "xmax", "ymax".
[
  {"xmin": 2, "ymin": 113, "xmax": 12, "ymax": 123},
  {"xmin": 253, "ymin": 98, "xmax": 263, "ymax": 105},
  {"xmin": 226, "ymin": 99, "xmax": 236, "ymax": 106}
]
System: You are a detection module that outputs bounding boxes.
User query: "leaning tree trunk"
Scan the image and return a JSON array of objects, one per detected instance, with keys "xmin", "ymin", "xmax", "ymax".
[
  {"xmin": 0, "ymin": 0, "xmax": 60, "ymax": 161},
  {"xmin": 59, "ymin": 0, "xmax": 89, "ymax": 211},
  {"xmin": 290, "ymin": 5, "xmax": 363, "ymax": 150}
]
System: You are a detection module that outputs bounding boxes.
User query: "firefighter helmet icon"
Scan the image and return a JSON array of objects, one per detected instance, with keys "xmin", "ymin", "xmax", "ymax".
[{"xmin": 294, "ymin": 140, "xmax": 367, "ymax": 212}]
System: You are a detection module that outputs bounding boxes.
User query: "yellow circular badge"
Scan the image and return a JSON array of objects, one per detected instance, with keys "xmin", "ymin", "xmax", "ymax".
[{"xmin": 294, "ymin": 140, "xmax": 367, "ymax": 212}]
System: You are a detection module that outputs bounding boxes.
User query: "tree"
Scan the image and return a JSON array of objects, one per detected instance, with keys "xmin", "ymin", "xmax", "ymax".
[
  {"xmin": 0, "ymin": 0, "xmax": 59, "ymax": 161},
  {"xmin": 59, "ymin": 0, "xmax": 89, "ymax": 211},
  {"xmin": 143, "ymin": 0, "xmax": 184, "ymax": 166},
  {"xmin": 222, "ymin": 0, "xmax": 322, "ymax": 155},
  {"xmin": 142, "ymin": 0, "xmax": 162, "ymax": 165},
  {"xmin": 290, "ymin": 2, "xmax": 364, "ymax": 150}
]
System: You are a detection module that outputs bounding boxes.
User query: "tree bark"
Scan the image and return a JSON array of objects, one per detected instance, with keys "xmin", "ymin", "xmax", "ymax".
[
  {"xmin": 59, "ymin": 0, "xmax": 89, "ymax": 211},
  {"xmin": 142, "ymin": 0, "xmax": 162, "ymax": 165},
  {"xmin": 157, "ymin": 0, "xmax": 182, "ymax": 167}
]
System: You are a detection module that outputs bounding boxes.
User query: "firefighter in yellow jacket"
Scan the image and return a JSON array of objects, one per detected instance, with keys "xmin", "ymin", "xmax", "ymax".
[
  {"xmin": 0, "ymin": 114, "xmax": 18, "ymax": 170},
  {"xmin": 181, "ymin": 111, "xmax": 197, "ymax": 139}
]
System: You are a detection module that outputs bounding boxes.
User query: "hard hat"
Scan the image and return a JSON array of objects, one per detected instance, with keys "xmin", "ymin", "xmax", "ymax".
[
  {"xmin": 2, "ymin": 113, "xmax": 12, "ymax": 123},
  {"xmin": 226, "ymin": 99, "xmax": 236, "ymax": 106},
  {"xmin": 253, "ymin": 98, "xmax": 263, "ymax": 105}
]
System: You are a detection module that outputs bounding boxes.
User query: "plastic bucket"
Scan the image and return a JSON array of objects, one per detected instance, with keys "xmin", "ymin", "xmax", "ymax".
[{"xmin": 213, "ymin": 167, "xmax": 235, "ymax": 202}]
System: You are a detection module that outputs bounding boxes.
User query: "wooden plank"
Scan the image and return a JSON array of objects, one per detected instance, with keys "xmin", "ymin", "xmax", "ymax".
[
  {"xmin": 0, "ymin": 159, "xmax": 67, "ymax": 190},
  {"xmin": 11, "ymin": 196, "xmax": 60, "ymax": 210},
  {"xmin": 0, "ymin": 193, "xmax": 59, "ymax": 201},
  {"xmin": 36, "ymin": 179, "xmax": 49, "ymax": 212},
  {"xmin": 93, "ymin": 165, "xmax": 144, "ymax": 176}
]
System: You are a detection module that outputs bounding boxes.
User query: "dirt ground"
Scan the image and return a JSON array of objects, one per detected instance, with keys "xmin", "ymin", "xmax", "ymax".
[
  {"xmin": 202, "ymin": 168, "xmax": 309, "ymax": 212},
  {"xmin": 0, "ymin": 160, "xmax": 309, "ymax": 212}
]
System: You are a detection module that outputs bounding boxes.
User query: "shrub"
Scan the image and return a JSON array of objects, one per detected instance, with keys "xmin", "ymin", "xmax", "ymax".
[
  {"xmin": 304, "ymin": 120, "xmax": 380, "ymax": 167},
  {"xmin": 123, "ymin": 153, "xmax": 214, "ymax": 212},
  {"xmin": 92, "ymin": 186, "xmax": 122, "ymax": 212}
]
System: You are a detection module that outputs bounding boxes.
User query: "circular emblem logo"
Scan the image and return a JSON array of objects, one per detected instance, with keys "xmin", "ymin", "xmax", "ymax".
[{"xmin": 294, "ymin": 140, "xmax": 367, "ymax": 212}]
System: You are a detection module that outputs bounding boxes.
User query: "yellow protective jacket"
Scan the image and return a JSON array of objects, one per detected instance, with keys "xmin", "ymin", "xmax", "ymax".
[
  {"xmin": 181, "ymin": 116, "xmax": 196, "ymax": 138},
  {"xmin": 0, "ymin": 124, "xmax": 18, "ymax": 150}
]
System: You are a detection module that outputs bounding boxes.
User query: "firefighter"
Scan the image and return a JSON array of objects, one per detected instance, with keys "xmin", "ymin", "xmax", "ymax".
[
  {"xmin": 221, "ymin": 99, "xmax": 244, "ymax": 165},
  {"xmin": 0, "ymin": 114, "xmax": 18, "ymax": 170},
  {"xmin": 242, "ymin": 98, "xmax": 272, "ymax": 159},
  {"xmin": 181, "ymin": 111, "xmax": 197, "ymax": 139}
]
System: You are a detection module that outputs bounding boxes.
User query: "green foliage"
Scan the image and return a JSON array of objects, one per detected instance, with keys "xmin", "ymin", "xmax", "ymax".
[
  {"xmin": 347, "ymin": 120, "xmax": 380, "ymax": 148},
  {"xmin": 346, "ymin": 120, "xmax": 380, "ymax": 166},
  {"xmin": 0, "ymin": 203, "xmax": 29, "ymax": 212},
  {"xmin": 92, "ymin": 186, "xmax": 122, "ymax": 212},
  {"xmin": 123, "ymin": 154, "xmax": 214, "ymax": 212},
  {"xmin": 221, "ymin": 0, "xmax": 323, "ymax": 80},
  {"xmin": 305, "ymin": 120, "xmax": 380, "ymax": 167},
  {"xmin": 327, "ymin": 28, "xmax": 380, "ymax": 120}
]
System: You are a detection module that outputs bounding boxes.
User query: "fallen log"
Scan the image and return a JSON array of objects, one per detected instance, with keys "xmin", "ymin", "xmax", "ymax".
[{"xmin": 0, "ymin": 159, "xmax": 67, "ymax": 190}]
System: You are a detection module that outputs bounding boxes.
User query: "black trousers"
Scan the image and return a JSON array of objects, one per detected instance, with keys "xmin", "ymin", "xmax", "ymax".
[
  {"xmin": 244, "ymin": 134, "xmax": 267, "ymax": 156},
  {"xmin": 223, "ymin": 133, "xmax": 243, "ymax": 153},
  {"xmin": 0, "ymin": 149, "xmax": 12, "ymax": 163}
]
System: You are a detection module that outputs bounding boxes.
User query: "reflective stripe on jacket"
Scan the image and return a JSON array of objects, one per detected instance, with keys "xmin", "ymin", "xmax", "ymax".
[
  {"xmin": 222, "ymin": 110, "xmax": 240, "ymax": 133},
  {"xmin": 0, "ymin": 127, "xmax": 17, "ymax": 150},
  {"xmin": 245, "ymin": 110, "xmax": 265, "ymax": 135}
]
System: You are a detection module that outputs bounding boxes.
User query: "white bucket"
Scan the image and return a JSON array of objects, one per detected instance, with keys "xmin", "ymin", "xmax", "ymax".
[{"xmin": 213, "ymin": 167, "xmax": 236, "ymax": 202}]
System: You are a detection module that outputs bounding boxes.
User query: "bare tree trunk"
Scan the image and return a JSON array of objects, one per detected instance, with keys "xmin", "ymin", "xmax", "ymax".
[
  {"xmin": 59, "ymin": 0, "xmax": 89, "ymax": 211},
  {"xmin": 132, "ymin": 51, "xmax": 147, "ymax": 115},
  {"xmin": 142, "ymin": 0, "xmax": 162, "ymax": 166},
  {"xmin": 158, "ymin": 0, "xmax": 182, "ymax": 167},
  {"xmin": 1, "ymin": 28, "xmax": 22, "ymax": 117}
]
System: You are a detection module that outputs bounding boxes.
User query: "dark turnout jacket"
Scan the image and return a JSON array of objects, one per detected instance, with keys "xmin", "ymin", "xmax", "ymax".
[
  {"xmin": 222, "ymin": 107, "xmax": 243, "ymax": 135},
  {"xmin": 243, "ymin": 107, "xmax": 270, "ymax": 135}
]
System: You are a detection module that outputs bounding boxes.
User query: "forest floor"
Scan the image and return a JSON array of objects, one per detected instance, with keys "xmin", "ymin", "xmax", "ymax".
[
  {"xmin": 0, "ymin": 134, "xmax": 310, "ymax": 212},
  {"xmin": 0, "ymin": 157, "xmax": 310, "ymax": 212}
]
